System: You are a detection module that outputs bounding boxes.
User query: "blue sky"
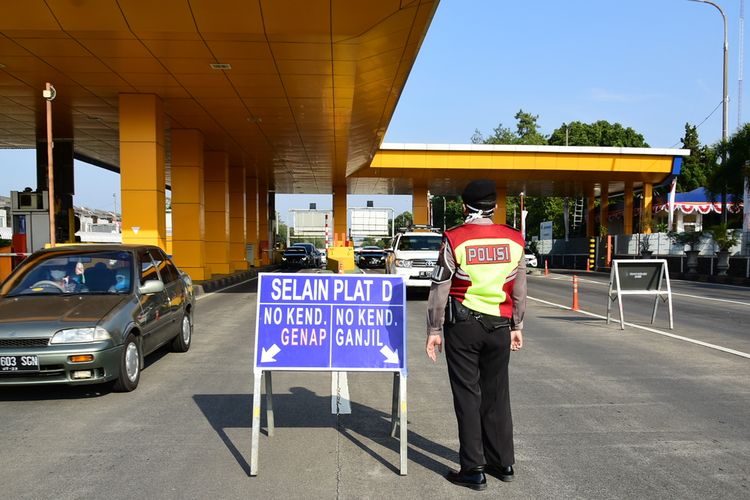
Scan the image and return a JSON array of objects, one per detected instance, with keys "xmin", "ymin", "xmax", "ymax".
[{"xmin": 1, "ymin": 0, "xmax": 746, "ymax": 222}]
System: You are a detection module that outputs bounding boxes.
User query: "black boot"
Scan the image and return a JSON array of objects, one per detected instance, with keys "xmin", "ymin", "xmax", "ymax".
[{"xmin": 445, "ymin": 467, "xmax": 487, "ymax": 491}]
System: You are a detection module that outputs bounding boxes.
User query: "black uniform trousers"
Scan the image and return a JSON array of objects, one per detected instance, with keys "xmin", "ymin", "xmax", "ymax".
[{"xmin": 445, "ymin": 313, "xmax": 514, "ymax": 471}]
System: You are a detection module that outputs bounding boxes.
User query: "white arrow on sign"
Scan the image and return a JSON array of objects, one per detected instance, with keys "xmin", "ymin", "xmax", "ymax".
[
  {"xmin": 380, "ymin": 345, "xmax": 399, "ymax": 364},
  {"xmin": 261, "ymin": 344, "xmax": 281, "ymax": 363},
  {"xmin": 131, "ymin": 226, "xmax": 140, "ymax": 234}
]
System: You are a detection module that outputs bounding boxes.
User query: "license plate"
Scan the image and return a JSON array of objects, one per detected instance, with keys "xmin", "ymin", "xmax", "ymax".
[{"xmin": 0, "ymin": 355, "xmax": 40, "ymax": 373}]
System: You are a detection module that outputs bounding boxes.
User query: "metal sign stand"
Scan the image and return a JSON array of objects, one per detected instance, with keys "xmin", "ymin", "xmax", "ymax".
[
  {"xmin": 249, "ymin": 273, "xmax": 408, "ymax": 477},
  {"xmin": 607, "ymin": 259, "xmax": 674, "ymax": 330},
  {"xmin": 250, "ymin": 369, "xmax": 407, "ymax": 476}
]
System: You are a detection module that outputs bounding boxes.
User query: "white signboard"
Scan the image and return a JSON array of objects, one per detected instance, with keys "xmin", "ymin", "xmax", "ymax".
[
  {"xmin": 291, "ymin": 209, "xmax": 332, "ymax": 237},
  {"xmin": 540, "ymin": 221, "xmax": 553, "ymax": 240},
  {"xmin": 606, "ymin": 259, "xmax": 673, "ymax": 330},
  {"xmin": 349, "ymin": 208, "xmax": 392, "ymax": 237}
]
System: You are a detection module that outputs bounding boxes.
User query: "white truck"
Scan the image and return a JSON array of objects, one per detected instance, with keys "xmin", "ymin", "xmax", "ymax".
[{"xmin": 385, "ymin": 227, "xmax": 442, "ymax": 287}]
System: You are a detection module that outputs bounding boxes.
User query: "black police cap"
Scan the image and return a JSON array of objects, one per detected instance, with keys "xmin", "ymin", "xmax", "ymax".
[{"xmin": 461, "ymin": 179, "xmax": 496, "ymax": 209}]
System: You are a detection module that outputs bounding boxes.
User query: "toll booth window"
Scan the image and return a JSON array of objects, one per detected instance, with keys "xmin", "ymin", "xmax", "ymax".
[{"xmin": 139, "ymin": 251, "xmax": 158, "ymax": 285}]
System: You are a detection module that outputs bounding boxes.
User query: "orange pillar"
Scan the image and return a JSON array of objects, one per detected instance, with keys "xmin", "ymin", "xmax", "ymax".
[
  {"xmin": 119, "ymin": 94, "xmax": 166, "ymax": 248},
  {"xmin": 624, "ymin": 181, "xmax": 634, "ymax": 235},
  {"xmin": 333, "ymin": 183, "xmax": 347, "ymax": 244},
  {"xmin": 171, "ymin": 129, "xmax": 207, "ymax": 280},
  {"xmin": 204, "ymin": 152, "xmax": 230, "ymax": 276},
  {"xmin": 229, "ymin": 165, "xmax": 247, "ymax": 271},
  {"xmin": 495, "ymin": 184, "xmax": 507, "ymax": 225},
  {"xmin": 586, "ymin": 184, "xmax": 596, "ymax": 238},
  {"xmin": 246, "ymin": 175, "xmax": 259, "ymax": 267},
  {"xmin": 642, "ymin": 182, "xmax": 653, "ymax": 234},
  {"xmin": 599, "ymin": 182, "xmax": 609, "ymax": 236},
  {"xmin": 258, "ymin": 178, "xmax": 270, "ymax": 264},
  {"xmin": 412, "ymin": 182, "xmax": 428, "ymax": 226}
]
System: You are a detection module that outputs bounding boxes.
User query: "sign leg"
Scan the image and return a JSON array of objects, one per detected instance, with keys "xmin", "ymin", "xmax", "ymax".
[
  {"xmin": 651, "ymin": 295, "xmax": 659, "ymax": 325},
  {"xmin": 250, "ymin": 371, "xmax": 262, "ymax": 476},
  {"xmin": 399, "ymin": 373, "xmax": 408, "ymax": 475},
  {"xmin": 618, "ymin": 296, "xmax": 625, "ymax": 330},
  {"xmin": 265, "ymin": 372, "xmax": 274, "ymax": 437},
  {"xmin": 390, "ymin": 372, "xmax": 399, "ymax": 438}
]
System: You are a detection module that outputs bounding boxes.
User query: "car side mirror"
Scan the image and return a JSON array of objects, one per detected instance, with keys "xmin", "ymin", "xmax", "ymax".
[{"xmin": 138, "ymin": 279, "xmax": 165, "ymax": 295}]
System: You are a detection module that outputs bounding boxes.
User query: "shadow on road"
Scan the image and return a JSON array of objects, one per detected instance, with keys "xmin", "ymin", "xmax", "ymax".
[{"xmin": 193, "ymin": 386, "xmax": 457, "ymax": 477}]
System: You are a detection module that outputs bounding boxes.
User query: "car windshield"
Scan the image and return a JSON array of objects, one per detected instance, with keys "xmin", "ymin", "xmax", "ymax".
[
  {"xmin": 397, "ymin": 235, "xmax": 442, "ymax": 251},
  {"xmin": 2, "ymin": 250, "xmax": 134, "ymax": 297}
]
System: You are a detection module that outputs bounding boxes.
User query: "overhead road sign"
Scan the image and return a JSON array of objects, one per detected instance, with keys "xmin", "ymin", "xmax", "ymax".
[
  {"xmin": 606, "ymin": 259, "xmax": 673, "ymax": 330},
  {"xmin": 250, "ymin": 273, "xmax": 408, "ymax": 476}
]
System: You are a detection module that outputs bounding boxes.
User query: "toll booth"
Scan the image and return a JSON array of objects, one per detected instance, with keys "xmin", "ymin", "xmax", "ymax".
[{"xmin": 11, "ymin": 190, "xmax": 50, "ymax": 255}]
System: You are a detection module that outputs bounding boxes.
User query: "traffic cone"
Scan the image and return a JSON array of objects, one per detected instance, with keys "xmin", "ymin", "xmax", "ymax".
[
  {"xmin": 544, "ymin": 259, "xmax": 549, "ymax": 276},
  {"xmin": 572, "ymin": 275, "xmax": 580, "ymax": 311}
]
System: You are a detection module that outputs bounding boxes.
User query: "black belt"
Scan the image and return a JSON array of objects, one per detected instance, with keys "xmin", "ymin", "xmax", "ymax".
[{"xmin": 447, "ymin": 297, "xmax": 509, "ymax": 331}]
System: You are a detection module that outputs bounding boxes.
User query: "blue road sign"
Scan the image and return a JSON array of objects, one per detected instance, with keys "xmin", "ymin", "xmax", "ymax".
[{"xmin": 254, "ymin": 273, "xmax": 406, "ymax": 372}]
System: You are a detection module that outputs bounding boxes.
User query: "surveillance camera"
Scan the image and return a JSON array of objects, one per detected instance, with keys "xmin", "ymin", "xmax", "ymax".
[{"xmin": 42, "ymin": 86, "xmax": 56, "ymax": 101}]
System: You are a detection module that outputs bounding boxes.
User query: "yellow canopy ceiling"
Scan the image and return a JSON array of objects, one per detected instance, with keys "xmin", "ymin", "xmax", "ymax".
[{"xmin": 0, "ymin": 0, "xmax": 439, "ymax": 193}]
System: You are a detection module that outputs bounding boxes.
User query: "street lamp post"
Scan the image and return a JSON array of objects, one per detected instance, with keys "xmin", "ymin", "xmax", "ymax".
[{"xmin": 689, "ymin": 0, "xmax": 730, "ymax": 221}]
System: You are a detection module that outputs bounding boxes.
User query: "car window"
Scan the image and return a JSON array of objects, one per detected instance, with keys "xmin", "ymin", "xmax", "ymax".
[
  {"xmin": 139, "ymin": 250, "xmax": 159, "ymax": 285},
  {"xmin": 2, "ymin": 250, "xmax": 133, "ymax": 296},
  {"xmin": 150, "ymin": 249, "xmax": 178, "ymax": 284},
  {"xmin": 397, "ymin": 235, "xmax": 442, "ymax": 251}
]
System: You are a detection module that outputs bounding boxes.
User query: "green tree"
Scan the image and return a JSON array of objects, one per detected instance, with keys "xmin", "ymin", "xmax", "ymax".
[
  {"xmin": 513, "ymin": 109, "xmax": 547, "ymax": 145},
  {"xmin": 548, "ymin": 120, "xmax": 648, "ymax": 147},
  {"xmin": 710, "ymin": 123, "xmax": 750, "ymax": 203},
  {"xmin": 393, "ymin": 211, "xmax": 413, "ymax": 230},
  {"xmin": 677, "ymin": 123, "xmax": 713, "ymax": 192},
  {"xmin": 277, "ymin": 221, "xmax": 288, "ymax": 244},
  {"xmin": 471, "ymin": 109, "xmax": 545, "ymax": 145},
  {"xmin": 471, "ymin": 124, "xmax": 515, "ymax": 144}
]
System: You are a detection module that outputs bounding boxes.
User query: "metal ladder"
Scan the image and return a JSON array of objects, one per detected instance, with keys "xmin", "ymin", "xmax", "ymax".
[{"xmin": 571, "ymin": 198, "xmax": 585, "ymax": 233}]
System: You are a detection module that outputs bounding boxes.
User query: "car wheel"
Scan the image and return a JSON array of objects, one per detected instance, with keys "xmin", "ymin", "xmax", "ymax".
[
  {"xmin": 113, "ymin": 333, "xmax": 141, "ymax": 392},
  {"xmin": 171, "ymin": 311, "xmax": 192, "ymax": 352}
]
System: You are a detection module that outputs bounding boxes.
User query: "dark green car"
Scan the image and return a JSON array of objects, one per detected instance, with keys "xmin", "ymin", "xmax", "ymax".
[{"xmin": 0, "ymin": 244, "xmax": 195, "ymax": 392}]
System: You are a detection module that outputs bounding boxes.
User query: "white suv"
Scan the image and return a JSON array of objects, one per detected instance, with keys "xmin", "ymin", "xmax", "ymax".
[{"xmin": 385, "ymin": 228, "xmax": 442, "ymax": 288}]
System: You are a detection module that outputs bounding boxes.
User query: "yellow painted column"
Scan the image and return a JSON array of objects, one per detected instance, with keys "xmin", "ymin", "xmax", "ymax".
[
  {"xmin": 624, "ymin": 181, "xmax": 634, "ymax": 235},
  {"xmin": 204, "ymin": 152, "xmax": 230, "ymax": 275},
  {"xmin": 412, "ymin": 183, "xmax": 428, "ymax": 226},
  {"xmin": 599, "ymin": 182, "xmax": 609, "ymax": 236},
  {"xmin": 333, "ymin": 184, "xmax": 347, "ymax": 244},
  {"xmin": 229, "ymin": 165, "xmax": 247, "ymax": 271},
  {"xmin": 246, "ymin": 175, "xmax": 259, "ymax": 267},
  {"xmin": 495, "ymin": 184, "xmax": 507, "ymax": 225},
  {"xmin": 642, "ymin": 182, "xmax": 653, "ymax": 234},
  {"xmin": 586, "ymin": 184, "xmax": 596, "ymax": 238},
  {"xmin": 119, "ymin": 94, "xmax": 166, "ymax": 248},
  {"xmin": 258, "ymin": 178, "xmax": 270, "ymax": 264},
  {"xmin": 171, "ymin": 129, "xmax": 207, "ymax": 280}
]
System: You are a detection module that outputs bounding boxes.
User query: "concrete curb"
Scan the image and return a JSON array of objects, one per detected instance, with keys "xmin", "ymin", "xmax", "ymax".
[{"xmin": 193, "ymin": 265, "xmax": 279, "ymax": 296}]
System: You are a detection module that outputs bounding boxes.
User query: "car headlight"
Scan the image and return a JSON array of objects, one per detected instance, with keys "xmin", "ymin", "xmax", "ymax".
[
  {"xmin": 50, "ymin": 327, "xmax": 111, "ymax": 344},
  {"xmin": 395, "ymin": 259, "xmax": 412, "ymax": 268}
]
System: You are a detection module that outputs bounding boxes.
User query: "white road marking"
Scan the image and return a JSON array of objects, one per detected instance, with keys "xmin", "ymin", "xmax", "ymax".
[
  {"xmin": 528, "ymin": 295, "xmax": 750, "ymax": 360},
  {"xmin": 331, "ymin": 371, "xmax": 352, "ymax": 414},
  {"xmin": 532, "ymin": 274, "xmax": 750, "ymax": 306}
]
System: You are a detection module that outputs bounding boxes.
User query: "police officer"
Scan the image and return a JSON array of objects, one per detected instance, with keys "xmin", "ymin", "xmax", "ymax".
[{"xmin": 426, "ymin": 179, "xmax": 526, "ymax": 491}]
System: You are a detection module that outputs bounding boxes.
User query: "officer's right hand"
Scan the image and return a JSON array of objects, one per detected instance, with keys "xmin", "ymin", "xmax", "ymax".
[{"xmin": 426, "ymin": 334, "xmax": 443, "ymax": 362}]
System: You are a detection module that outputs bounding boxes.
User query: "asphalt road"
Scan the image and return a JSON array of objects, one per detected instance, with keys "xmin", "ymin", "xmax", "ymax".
[{"xmin": 0, "ymin": 268, "xmax": 748, "ymax": 499}]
